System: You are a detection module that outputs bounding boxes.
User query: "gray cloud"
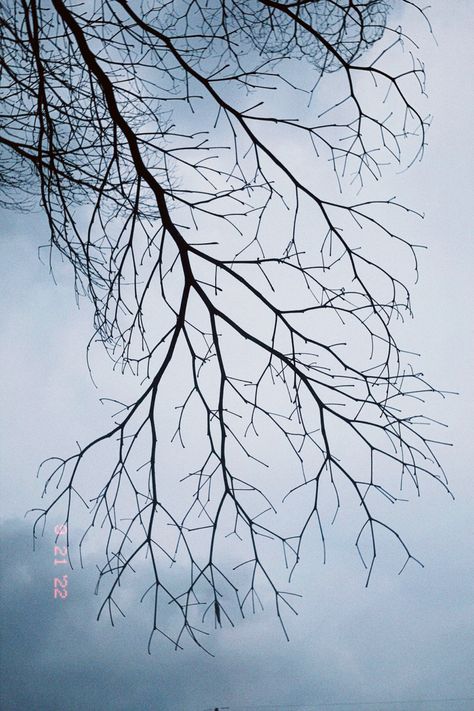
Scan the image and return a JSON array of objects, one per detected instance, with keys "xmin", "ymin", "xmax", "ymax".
[{"xmin": 1, "ymin": 515, "xmax": 473, "ymax": 711}]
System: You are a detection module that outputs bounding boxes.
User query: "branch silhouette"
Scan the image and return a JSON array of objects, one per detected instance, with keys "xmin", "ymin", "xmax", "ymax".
[{"xmin": 1, "ymin": 0, "xmax": 451, "ymax": 652}]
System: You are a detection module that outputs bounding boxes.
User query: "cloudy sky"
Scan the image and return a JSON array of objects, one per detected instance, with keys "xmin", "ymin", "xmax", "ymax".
[{"xmin": 1, "ymin": 2, "xmax": 473, "ymax": 710}]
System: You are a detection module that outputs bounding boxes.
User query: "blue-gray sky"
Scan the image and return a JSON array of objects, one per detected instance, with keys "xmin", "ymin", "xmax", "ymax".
[{"xmin": 1, "ymin": 3, "xmax": 473, "ymax": 710}]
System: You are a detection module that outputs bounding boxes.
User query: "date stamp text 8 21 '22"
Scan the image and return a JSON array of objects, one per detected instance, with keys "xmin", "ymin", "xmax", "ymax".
[{"xmin": 53, "ymin": 524, "xmax": 69, "ymax": 600}]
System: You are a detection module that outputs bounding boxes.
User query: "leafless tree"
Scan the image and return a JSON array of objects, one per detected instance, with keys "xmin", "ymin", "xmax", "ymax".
[{"xmin": 1, "ymin": 0, "xmax": 451, "ymax": 652}]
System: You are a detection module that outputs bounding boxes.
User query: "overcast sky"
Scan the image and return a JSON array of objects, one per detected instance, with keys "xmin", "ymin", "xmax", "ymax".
[{"xmin": 1, "ymin": 2, "xmax": 473, "ymax": 710}]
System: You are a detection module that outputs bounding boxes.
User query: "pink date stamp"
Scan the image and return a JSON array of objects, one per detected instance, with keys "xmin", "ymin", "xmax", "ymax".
[{"xmin": 53, "ymin": 524, "xmax": 69, "ymax": 599}]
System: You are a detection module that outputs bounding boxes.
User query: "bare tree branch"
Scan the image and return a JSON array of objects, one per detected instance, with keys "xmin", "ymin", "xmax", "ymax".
[{"xmin": 0, "ymin": 0, "xmax": 451, "ymax": 652}]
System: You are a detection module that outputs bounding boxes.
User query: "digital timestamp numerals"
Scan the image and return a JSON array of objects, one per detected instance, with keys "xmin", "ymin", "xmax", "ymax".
[{"xmin": 53, "ymin": 524, "xmax": 69, "ymax": 600}]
